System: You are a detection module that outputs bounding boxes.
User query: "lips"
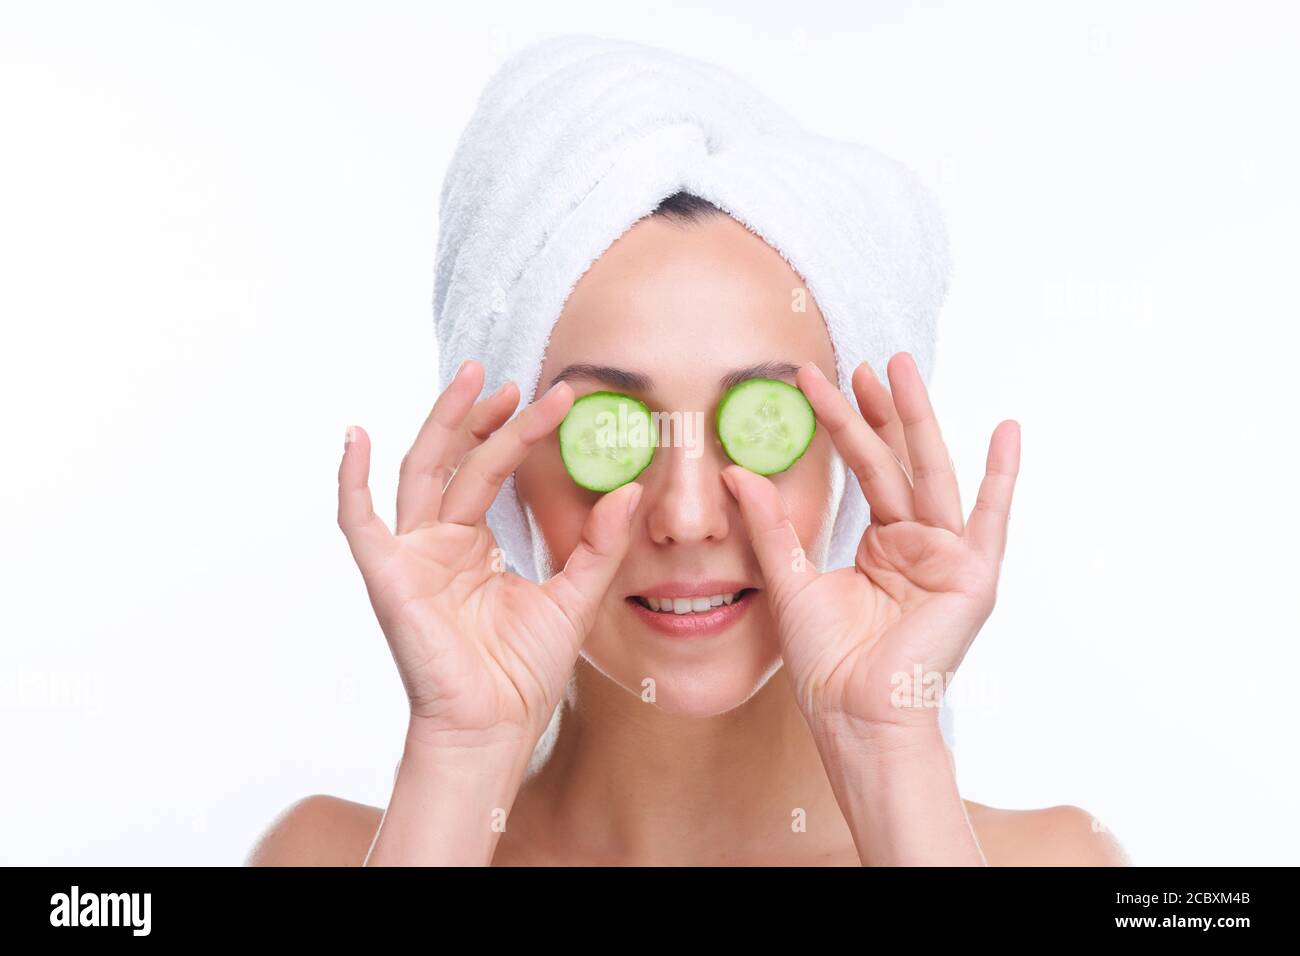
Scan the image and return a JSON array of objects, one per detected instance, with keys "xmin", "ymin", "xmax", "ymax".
[{"xmin": 624, "ymin": 582, "xmax": 759, "ymax": 638}]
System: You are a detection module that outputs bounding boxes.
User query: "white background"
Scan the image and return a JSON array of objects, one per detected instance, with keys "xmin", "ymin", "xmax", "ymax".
[{"xmin": 2, "ymin": 0, "xmax": 1297, "ymax": 865}]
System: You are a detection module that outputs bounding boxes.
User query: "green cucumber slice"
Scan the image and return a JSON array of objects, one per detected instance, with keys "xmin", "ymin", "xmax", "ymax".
[
  {"xmin": 559, "ymin": 391, "xmax": 656, "ymax": 492},
  {"xmin": 716, "ymin": 378, "xmax": 816, "ymax": 475}
]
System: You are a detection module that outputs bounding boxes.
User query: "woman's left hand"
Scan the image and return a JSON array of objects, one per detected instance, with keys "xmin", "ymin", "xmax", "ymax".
[{"xmin": 720, "ymin": 352, "xmax": 1020, "ymax": 744}]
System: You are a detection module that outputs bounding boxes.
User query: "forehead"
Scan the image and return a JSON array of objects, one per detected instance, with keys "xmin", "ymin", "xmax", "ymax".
[{"xmin": 540, "ymin": 215, "xmax": 834, "ymax": 395}]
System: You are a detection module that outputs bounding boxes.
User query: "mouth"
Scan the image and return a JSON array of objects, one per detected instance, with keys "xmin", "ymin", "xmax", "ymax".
[
  {"xmin": 623, "ymin": 584, "xmax": 759, "ymax": 638},
  {"xmin": 629, "ymin": 588, "xmax": 757, "ymax": 613}
]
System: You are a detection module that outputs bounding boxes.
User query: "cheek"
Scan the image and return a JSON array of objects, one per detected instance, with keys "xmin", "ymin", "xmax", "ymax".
[
  {"xmin": 516, "ymin": 443, "xmax": 595, "ymax": 576},
  {"xmin": 775, "ymin": 436, "xmax": 843, "ymax": 563}
]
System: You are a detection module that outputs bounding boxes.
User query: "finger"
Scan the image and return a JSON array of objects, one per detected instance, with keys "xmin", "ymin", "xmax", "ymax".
[
  {"xmin": 542, "ymin": 481, "xmax": 644, "ymax": 642},
  {"xmin": 795, "ymin": 362, "xmax": 915, "ymax": 525},
  {"xmin": 395, "ymin": 360, "xmax": 484, "ymax": 532},
  {"xmin": 434, "ymin": 380, "xmax": 518, "ymax": 477},
  {"xmin": 851, "ymin": 360, "xmax": 912, "ymax": 482},
  {"xmin": 720, "ymin": 465, "xmax": 819, "ymax": 619},
  {"xmin": 886, "ymin": 352, "xmax": 964, "ymax": 534},
  {"xmin": 397, "ymin": 368, "xmax": 519, "ymax": 534},
  {"xmin": 965, "ymin": 420, "xmax": 1021, "ymax": 562},
  {"xmin": 338, "ymin": 425, "xmax": 395, "ymax": 570},
  {"xmin": 438, "ymin": 380, "xmax": 574, "ymax": 528}
]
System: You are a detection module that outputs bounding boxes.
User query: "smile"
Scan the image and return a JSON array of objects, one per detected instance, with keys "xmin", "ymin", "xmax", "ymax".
[
  {"xmin": 631, "ymin": 590, "xmax": 754, "ymax": 613},
  {"xmin": 623, "ymin": 587, "xmax": 759, "ymax": 639}
]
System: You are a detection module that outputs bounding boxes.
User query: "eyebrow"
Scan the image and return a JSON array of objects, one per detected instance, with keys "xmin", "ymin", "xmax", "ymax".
[{"xmin": 548, "ymin": 360, "xmax": 802, "ymax": 393}]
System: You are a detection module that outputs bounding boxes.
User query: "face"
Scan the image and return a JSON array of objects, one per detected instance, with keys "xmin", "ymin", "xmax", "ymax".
[{"xmin": 513, "ymin": 213, "xmax": 843, "ymax": 717}]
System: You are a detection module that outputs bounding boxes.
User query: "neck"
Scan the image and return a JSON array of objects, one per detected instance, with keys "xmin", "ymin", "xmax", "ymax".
[{"xmin": 504, "ymin": 658, "xmax": 857, "ymax": 865}]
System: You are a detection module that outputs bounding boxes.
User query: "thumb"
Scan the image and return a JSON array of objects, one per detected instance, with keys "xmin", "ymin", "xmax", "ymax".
[
  {"xmin": 721, "ymin": 465, "xmax": 819, "ymax": 619},
  {"xmin": 542, "ymin": 481, "xmax": 644, "ymax": 640}
]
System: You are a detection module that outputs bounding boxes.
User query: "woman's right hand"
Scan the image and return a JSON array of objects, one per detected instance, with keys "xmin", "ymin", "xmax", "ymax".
[{"xmin": 336, "ymin": 359, "xmax": 644, "ymax": 758}]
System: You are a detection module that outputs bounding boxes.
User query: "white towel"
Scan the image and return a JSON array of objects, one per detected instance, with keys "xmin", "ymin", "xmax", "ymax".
[{"xmin": 432, "ymin": 34, "xmax": 956, "ymax": 749}]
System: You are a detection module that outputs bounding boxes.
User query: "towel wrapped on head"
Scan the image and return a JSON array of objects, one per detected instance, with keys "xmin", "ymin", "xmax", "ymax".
[{"xmin": 432, "ymin": 34, "xmax": 956, "ymax": 745}]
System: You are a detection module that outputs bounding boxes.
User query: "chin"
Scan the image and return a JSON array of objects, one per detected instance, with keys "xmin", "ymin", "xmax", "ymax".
[
  {"xmin": 580, "ymin": 609, "xmax": 785, "ymax": 717},
  {"xmin": 635, "ymin": 657, "xmax": 785, "ymax": 716}
]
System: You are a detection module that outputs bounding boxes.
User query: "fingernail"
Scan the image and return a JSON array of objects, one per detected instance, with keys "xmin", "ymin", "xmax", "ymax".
[
  {"xmin": 625, "ymin": 483, "xmax": 644, "ymax": 519},
  {"xmin": 344, "ymin": 425, "xmax": 358, "ymax": 446}
]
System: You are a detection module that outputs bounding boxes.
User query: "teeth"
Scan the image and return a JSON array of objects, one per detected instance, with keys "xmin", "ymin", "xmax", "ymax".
[{"xmin": 638, "ymin": 591, "xmax": 743, "ymax": 613}]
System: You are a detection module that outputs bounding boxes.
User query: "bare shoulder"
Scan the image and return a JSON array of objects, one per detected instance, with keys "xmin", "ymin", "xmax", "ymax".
[
  {"xmin": 246, "ymin": 795, "xmax": 384, "ymax": 867},
  {"xmin": 964, "ymin": 800, "xmax": 1132, "ymax": 866},
  {"xmin": 244, "ymin": 794, "xmax": 1130, "ymax": 866}
]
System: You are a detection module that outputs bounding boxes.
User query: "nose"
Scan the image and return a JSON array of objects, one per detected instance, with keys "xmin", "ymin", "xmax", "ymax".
[{"xmin": 641, "ymin": 441, "xmax": 732, "ymax": 546}]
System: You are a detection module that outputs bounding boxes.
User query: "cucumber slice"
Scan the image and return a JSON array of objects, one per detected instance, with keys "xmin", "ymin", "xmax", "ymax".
[
  {"xmin": 716, "ymin": 378, "xmax": 816, "ymax": 475},
  {"xmin": 559, "ymin": 391, "xmax": 657, "ymax": 492}
]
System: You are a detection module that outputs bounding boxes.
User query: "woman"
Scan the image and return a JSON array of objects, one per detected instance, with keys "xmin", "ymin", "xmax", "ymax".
[{"xmin": 249, "ymin": 38, "xmax": 1129, "ymax": 866}]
